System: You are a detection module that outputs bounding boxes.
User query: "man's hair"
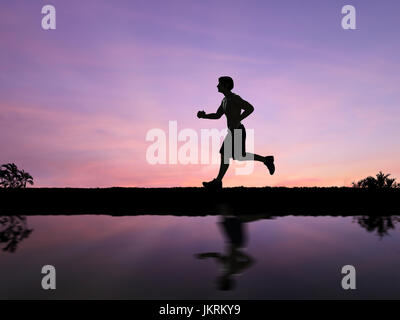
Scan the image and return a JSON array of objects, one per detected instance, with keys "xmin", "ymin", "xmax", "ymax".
[{"xmin": 218, "ymin": 76, "xmax": 234, "ymax": 91}]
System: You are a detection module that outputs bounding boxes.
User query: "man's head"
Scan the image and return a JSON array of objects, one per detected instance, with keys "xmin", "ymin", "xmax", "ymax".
[{"xmin": 217, "ymin": 76, "xmax": 234, "ymax": 93}]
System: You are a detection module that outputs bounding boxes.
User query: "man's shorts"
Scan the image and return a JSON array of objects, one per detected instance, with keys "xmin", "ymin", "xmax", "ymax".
[{"xmin": 219, "ymin": 124, "xmax": 246, "ymax": 163}]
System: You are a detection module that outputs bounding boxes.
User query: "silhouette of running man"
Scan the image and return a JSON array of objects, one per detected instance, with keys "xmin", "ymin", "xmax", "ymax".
[{"xmin": 197, "ymin": 76, "xmax": 275, "ymax": 188}]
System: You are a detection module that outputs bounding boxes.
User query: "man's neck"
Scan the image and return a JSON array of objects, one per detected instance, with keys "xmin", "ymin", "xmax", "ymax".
[{"xmin": 222, "ymin": 91, "xmax": 233, "ymax": 97}]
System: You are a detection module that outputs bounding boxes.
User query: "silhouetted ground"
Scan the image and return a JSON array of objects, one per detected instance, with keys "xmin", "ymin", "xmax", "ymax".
[{"xmin": 1, "ymin": 187, "xmax": 400, "ymax": 216}]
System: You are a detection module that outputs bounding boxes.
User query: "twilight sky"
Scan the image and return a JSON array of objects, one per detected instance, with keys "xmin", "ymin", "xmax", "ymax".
[{"xmin": 1, "ymin": 0, "xmax": 399, "ymax": 187}]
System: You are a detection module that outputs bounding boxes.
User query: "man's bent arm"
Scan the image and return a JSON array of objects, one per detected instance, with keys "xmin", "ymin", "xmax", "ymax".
[
  {"xmin": 203, "ymin": 105, "xmax": 224, "ymax": 119},
  {"xmin": 239, "ymin": 100, "xmax": 254, "ymax": 121},
  {"xmin": 203, "ymin": 113, "xmax": 221, "ymax": 119}
]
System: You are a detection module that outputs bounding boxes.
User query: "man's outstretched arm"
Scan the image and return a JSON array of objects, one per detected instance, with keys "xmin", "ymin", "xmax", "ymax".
[{"xmin": 197, "ymin": 105, "xmax": 224, "ymax": 120}]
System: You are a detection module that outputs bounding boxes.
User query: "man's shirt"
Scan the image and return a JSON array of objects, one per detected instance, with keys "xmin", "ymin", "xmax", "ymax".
[{"xmin": 219, "ymin": 92, "xmax": 248, "ymax": 129}]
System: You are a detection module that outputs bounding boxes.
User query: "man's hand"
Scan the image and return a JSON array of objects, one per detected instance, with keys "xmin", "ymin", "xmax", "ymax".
[{"xmin": 197, "ymin": 110, "xmax": 206, "ymax": 118}]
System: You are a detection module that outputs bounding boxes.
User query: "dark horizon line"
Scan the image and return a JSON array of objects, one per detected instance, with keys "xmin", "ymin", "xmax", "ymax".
[
  {"xmin": 1, "ymin": 187, "xmax": 400, "ymax": 216},
  {"xmin": 7, "ymin": 185, "xmax": 399, "ymax": 189}
]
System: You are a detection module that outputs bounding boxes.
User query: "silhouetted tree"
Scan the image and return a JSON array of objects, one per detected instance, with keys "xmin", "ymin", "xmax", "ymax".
[
  {"xmin": 0, "ymin": 216, "xmax": 33, "ymax": 252},
  {"xmin": 354, "ymin": 216, "xmax": 400, "ymax": 239},
  {"xmin": 352, "ymin": 171, "xmax": 398, "ymax": 189},
  {"xmin": 0, "ymin": 163, "xmax": 33, "ymax": 188}
]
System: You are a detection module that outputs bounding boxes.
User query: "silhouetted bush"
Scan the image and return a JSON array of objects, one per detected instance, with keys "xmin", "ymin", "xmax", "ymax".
[
  {"xmin": 0, "ymin": 163, "xmax": 34, "ymax": 188},
  {"xmin": 0, "ymin": 216, "xmax": 33, "ymax": 252},
  {"xmin": 352, "ymin": 171, "xmax": 398, "ymax": 189}
]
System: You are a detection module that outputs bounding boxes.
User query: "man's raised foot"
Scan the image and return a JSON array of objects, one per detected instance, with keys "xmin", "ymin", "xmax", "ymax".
[{"xmin": 264, "ymin": 156, "xmax": 275, "ymax": 175}]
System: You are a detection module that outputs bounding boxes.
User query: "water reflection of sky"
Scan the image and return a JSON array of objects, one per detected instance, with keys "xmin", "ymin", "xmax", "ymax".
[{"xmin": 1, "ymin": 215, "xmax": 400, "ymax": 299}]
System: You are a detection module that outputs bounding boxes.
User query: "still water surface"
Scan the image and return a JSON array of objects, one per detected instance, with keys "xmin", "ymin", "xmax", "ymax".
[{"xmin": 1, "ymin": 214, "xmax": 400, "ymax": 299}]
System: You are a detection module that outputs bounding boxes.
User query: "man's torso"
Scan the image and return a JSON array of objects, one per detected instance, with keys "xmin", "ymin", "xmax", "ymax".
[{"xmin": 222, "ymin": 93, "xmax": 244, "ymax": 129}]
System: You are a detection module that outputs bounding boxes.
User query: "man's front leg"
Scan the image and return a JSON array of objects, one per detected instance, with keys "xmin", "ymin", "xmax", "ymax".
[{"xmin": 217, "ymin": 155, "xmax": 229, "ymax": 181}]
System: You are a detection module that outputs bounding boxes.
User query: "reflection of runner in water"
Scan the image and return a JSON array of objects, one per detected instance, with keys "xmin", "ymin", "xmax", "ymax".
[{"xmin": 195, "ymin": 216, "xmax": 255, "ymax": 291}]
